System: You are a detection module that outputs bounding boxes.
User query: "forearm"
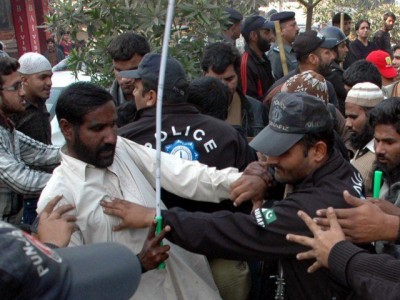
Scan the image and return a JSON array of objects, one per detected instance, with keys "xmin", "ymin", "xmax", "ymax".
[{"xmin": 329, "ymin": 240, "xmax": 400, "ymax": 299}]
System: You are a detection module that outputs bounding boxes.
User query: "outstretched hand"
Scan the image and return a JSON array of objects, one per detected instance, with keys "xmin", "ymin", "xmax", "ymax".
[
  {"xmin": 138, "ymin": 220, "xmax": 171, "ymax": 271},
  {"xmin": 38, "ymin": 195, "xmax": 77, "ymax": 247},
  {"xmin": 101, "ymin": 198, "xmax": 156, "ymax": 230},
  {"xmin": 286, "ymin": 207, "xmax": 345, "ymax": 273},
  {"xmin": 314, "ymin": 191, "xmax": 399, "ymax": 243}
]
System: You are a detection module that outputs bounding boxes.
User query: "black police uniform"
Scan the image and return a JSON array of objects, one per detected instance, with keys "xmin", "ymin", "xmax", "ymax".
[
  {"xmin": 161, "ymin": 149, "xmax": 364, "ymax": 300},
  {"xmin": 118, "ymin": 103, "xmax": 257, "ymax": 212}
]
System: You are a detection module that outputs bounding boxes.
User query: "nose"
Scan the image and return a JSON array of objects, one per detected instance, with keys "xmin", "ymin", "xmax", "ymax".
[
  {"xmin": 267, "ymin": 155, "xmax": 279, "ymax": 165},
  {"xmin": 18, "ymin": 84, "xmax": 26, "ymax": 97},
  {"xmin": 345, "ymin": 118, "xmax": 352, "ymax": 129},
  {"xmin": 103, "ymin": 126, "xmax": 117, "ymax": 145},
  {"xmin": 375, "ymin": 140, "xmax": 385, "ymax": 155}
]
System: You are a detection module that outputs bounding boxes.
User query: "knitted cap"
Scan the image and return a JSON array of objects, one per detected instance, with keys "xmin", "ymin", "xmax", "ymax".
[
  {"xmin": 345, "ymin": 82, "xmax": 384, "ymax": 108},
  {"xmin": 283, "ymin": 70, "xmax": 329, "ymax": 104},
  {"xmin": 18, "ymin": 52, "xmax": 52, "ymax": 74}
]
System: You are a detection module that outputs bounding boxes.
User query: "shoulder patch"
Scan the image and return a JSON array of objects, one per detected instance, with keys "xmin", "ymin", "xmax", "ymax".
[
  {"xmin": 164, "ymin": 139, "xmax": 199, "ymax": 161},
  {"xmin": 254, "ymin": 208, "xmax": 277, "ymax": 228}
]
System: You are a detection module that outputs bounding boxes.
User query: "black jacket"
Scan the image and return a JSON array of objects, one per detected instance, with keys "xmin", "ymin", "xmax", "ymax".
[
  {"xmin": 326, "ymin": 61, "xmax": 347, "ymax": 115},
  {"xmin": 329, "ymin": 240, "xmax": 400, "ymax": 300},
  {"xmin": 118, "ymin": 103, "xmax": 257, "ymax": 213},
  {"xmin": 241, "ymin": 45, "xmax": 275, "ymax": 100},
  {"xmin": 163, "ymin": 150, "xmax": 365, "ymax": 300}
]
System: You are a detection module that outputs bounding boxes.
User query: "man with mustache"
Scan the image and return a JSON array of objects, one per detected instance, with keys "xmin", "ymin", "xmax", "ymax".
[
  {"xmin": 373, "ymin": 12, "xmax": 397, "ymax": 57},
  {"xmin": 240, "ymin": 15, "xmax": 275, "ymax": 100},
  {"xmin": 345, "ymin": 82, "xmax": 384, "ymax": 196},
  {"xmin": 263, "ymin": 30, "xmax": 338, "ymax": 109},
  {"xmin": 36, "ymin": 81, "xmax": 264, "ymax": 299},
  {"xmin": 11, "ymin": 52, "xmax": 55, "ymax": 224}
]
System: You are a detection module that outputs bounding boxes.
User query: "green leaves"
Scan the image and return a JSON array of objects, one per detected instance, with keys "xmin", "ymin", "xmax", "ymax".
[{"xmin": 46, "ymin": 0, "xmax": 258, "ymax": 86}]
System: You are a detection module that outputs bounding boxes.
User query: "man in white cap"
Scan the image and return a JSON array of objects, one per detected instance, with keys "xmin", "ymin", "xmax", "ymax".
[
  {"xmin": 345, "ymin": 82, "xmax": 384, "ymax": 196},
  {"xmin": 11, "ymin": 52, "xmax": 54, "ymax": 225},
  {"xmin": 0, "ymin": 56, "xmax": 60, "ymax": 224}
]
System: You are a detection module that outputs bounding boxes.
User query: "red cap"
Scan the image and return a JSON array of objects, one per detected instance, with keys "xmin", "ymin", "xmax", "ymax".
[{"xmin": 366, "ymin": 50, "xmax": 397, "ymax": 79}]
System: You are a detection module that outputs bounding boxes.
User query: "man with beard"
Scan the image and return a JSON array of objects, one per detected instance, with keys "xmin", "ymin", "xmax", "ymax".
[
  {"xmin": 374, "ymin": 12, "xmax": 396, "ymax": 57},
  {"xmin": 43, "ymin": 38, "xmax": 65, "ymax": 67},
  {"xmin": 370, "ymin": 98, "xmax": 400, "ymax": 205},
  {"xmin": 264, "ymin": 30, "xmax": 338, "ymax": 110},
  {"xmin": 107, "ymin": 32, "xmax": 150, "ymax": 127},
  {"xmin": 11, "ymin": 52, "xmax": 55, "ymax": 224},
  {"xmin": 345, "ymin": 82, "xmax": 384, "ymax": 196},
  {"xmin": 36, "ymin": 81, "xmax": 265, "ymax": 299},
  {"xmin": 101, "ymin": 92, "xmax": 365, "ymax": 300},
  {"xmin": 240, "ymin": 15, "xmax": 275, "ymax": 100},
  {"xmin": 320, "ymin": 26, "xmax": 349, "ymax": 115}
]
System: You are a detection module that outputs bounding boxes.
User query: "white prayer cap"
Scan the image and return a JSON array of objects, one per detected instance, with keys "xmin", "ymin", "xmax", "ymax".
[{"xmin": 18, "ymin": 52, "xmax": 52, "ymax": 74}]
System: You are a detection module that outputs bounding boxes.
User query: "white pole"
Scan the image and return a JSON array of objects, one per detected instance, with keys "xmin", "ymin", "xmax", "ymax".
[{"xmin": 155, "ymin": 0, "xmax": 175, "ymax": 218}]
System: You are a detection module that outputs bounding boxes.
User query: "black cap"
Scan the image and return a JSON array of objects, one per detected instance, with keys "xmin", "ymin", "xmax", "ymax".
[
  {"xmin": 224, "ymin": 8, "xmax": 243, "ymax": 23},
  {"xmin": 0, "ymin": 221, "xmax": 141, "ymax": 299},
  {"xmin": 292, "ymin": 30, "xmax": 337, "ymax": 59},
  {"xmin": 250, "ymin": 92, "xmax": 333, "ymax": 156},
  {"xmin": 119, "ymin": 53, "xmax": 187, "ymax": 96},
  {"xmin": 270, "ymin": 11, "xmax": 296, "ymax": 23},
  {"xmin": 241, "ymin": 16, "xmax": 274, "ymax": 40}
]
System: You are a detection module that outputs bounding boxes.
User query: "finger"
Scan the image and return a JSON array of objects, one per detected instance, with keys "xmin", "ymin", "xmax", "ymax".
[
  {"xmin": 314, "ymin": 217, "xmax": 329, "ymax": 227},
  {"xmin": 296, "ymin": 250, "xmax": 315, "ymax": 261},
  {"xmin": 102, "ymin": 207, "xmax": 123, "ymax": 218},
  {"xmin": 343, "ymin": 190, "xmax": 364, "ymax": 207},
  {"xmin": 152, "ymin": 225, "xmax": 171, "ymax": 246},
  {"xmin": 307, "ymin": 261, "xmax": 322, "ymax": 273},
  {"xmin": 286, "ymin": 233, "xmax": 314, "ymax": 248},
  {"xmin": 51, "ymin": 204, "xmax": 75, "ymax": 218},
  {"xmin": 62, "ymin": 214, "xmax": 77, "ymax": 222},
  {"xmin": 112, "ymin": 222, "xmax": 129, "ymax": 231},
  {"xmin": 326, "ymin": 207, "xmax": 342, "ymax": 231},
  {"xmin": 297, "ymin": 211, "xmax": 320, "ymax": 234},
  {"xmin": 41, "ymin": 195, "xmax": 63, "ymax": 216},
  {"xmin": 316, "ymin": 209, "xmax": 327, "ymax": 217}
]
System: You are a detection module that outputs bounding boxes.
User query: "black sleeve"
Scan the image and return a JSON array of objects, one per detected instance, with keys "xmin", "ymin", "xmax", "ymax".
[
  {"xmin": 373, "ymin": 31, "xmax": 385, "ymax": 51},
  {"xmin": 329, "ymin": 240, "xmax": 400, "ymax": 299},
  {"xmin": 162, "ymin": 195, "xmax": 314, "ymax": 261}
]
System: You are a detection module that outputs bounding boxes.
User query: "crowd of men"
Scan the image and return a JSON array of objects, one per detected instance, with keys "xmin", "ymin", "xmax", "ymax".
[{"xmin": 1, "ymin": 6, "xmax": 400, "ymax": 300}]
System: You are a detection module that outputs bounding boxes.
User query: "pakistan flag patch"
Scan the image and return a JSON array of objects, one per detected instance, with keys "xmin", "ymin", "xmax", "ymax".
[{"xmin": 254, "ymin": 208, "xmax": 277, "ymax": 228}]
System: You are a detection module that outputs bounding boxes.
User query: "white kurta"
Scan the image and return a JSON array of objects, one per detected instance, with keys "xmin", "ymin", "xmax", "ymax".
[{"xmin": 38, "ymin": 137, "xmax": 241, "ymax": 300}]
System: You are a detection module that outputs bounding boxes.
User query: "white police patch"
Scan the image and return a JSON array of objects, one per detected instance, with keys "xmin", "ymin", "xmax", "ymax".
[{"xmin": 165, "ymin": 140, "xmax": 199, "ymax": 161}]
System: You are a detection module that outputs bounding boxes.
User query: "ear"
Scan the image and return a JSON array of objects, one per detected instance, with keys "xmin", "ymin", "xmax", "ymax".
[
  {"xmin": 308, "ymin": 52, "xmax": 319, "ymax": 66},
  {"xmin": 20, "ymin": 75, "xmax": 28, "ymax": 84},
  {"xmin": 59, "ymin": 118, "xmax": 75, "ymax": 142},
  {"xmin": 310, "ymin": 141, "xmax": 327, "ymax": 163},
  {"xmin": 249, "ymin": 31, "xmax": 258, "ymax": 42},
  {"xmin": 145, "ymin": 90, "xmax": 157, "ymax": 107}
]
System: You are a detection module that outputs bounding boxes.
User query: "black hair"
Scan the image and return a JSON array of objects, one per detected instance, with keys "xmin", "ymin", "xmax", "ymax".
[
  {"xmin": 343, "ymin": 60, "xmax": 382, "ymax": 88},
  {"xmin": 383, "ymin": 12, "xmax": 396, "ymax": 22},
  {"xmin": 188, "ymin": 77, "xmax": 229, "ymax": 120},
  {"xmin": 393, "ymin": 44, "xmax": 400, "ymax": 53},
  {"xmin": 55, "ymin": 82, "xmax": 114, "ymax": 125},
  {"xmin": 0, "ymin": 42, "xmax": 3, "ymax": 51},
  {"xmin": 332, "ymin": 12, "xmax": 352, "ymax": 25},
  {"xmin": 141, "ymin": 77, "xmax": 188, "ymax": 105},
  {"xmin": 369, "ymin": 97, "xmax": 400, "ymax": 134},
  {"xmin": 0, "ymin": 57, "xmax": 19, "ymax": 87},
  {"xmin": 299, "ymin": 129, "xmax": 335, "ymax": 156},
  {"xmin": 355, "ymin": 19, "xmax": 370, "ymax": 31},
  {"xmin": 107, "ymin": 32, "xmax": 150, "ymax": 61},
  {"xmin": 201, "ymin": 42, "xmax": 241, "ymax": 76},
  {"xmin": 46, "ymin": 38, "xmax": 56, "ymax": 44}
]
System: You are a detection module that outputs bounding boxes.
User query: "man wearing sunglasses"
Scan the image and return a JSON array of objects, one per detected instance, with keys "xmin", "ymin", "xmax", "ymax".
[{"xmin": 0, "ymin": 56, "xmax": 60, "ymax": 224}]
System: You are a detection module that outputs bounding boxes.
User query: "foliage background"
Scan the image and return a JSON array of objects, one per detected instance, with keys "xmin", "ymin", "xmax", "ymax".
[
  {"xmin": 46, "ymin": 0, "xmax": 268, "ymax": 87},
  {"xmin": 47, "ymin": 0, "xmax": 400, "ymax": 87}
]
